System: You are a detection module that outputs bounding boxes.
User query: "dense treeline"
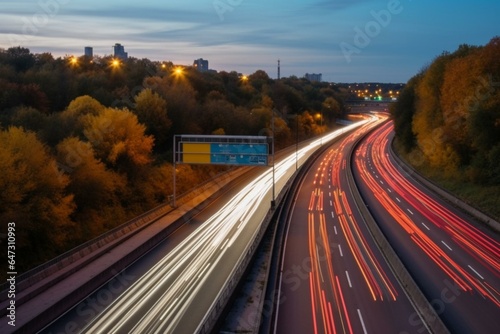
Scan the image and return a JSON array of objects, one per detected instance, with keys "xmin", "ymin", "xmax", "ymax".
[
  {"xmin": 391, "ymin": 37, "xmax": 500, "ymax": 185},
  {"xmin": 0, "ymin": 47, "xmax": 346, "ymax": 273}
]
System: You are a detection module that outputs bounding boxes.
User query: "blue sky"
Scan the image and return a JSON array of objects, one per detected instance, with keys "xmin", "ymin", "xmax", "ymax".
[{"xmin": 1, "ymin": 0, "xmax": 498, "ymax": 82}]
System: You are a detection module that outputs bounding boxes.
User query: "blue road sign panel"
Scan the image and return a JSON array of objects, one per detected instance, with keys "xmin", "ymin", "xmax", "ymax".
[
  {"xmin": 209, "ymin": 143, "xmax": 268, "ymax": 165},
  {"xmin": 210, "ymin": 143, "xmax": 268, "ymax": 155}
]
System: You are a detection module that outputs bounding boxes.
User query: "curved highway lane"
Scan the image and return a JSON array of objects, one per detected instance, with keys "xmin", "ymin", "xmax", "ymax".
[
  {"xmin": 275, "ymin": 116, "xmax": 431, "ymax": 334},
  {"xmin": 352, "ymin": 121, "xmax": 500, "ymax": 333}
]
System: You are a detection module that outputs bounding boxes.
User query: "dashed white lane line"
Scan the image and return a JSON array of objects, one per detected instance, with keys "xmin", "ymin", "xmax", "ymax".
[
  {"xmin": 421, "ymin": 222, "xmax": 430, "ymax": 231},
  {"xmin": 358, "ymin": 309, "xmax": 368, "ymax": 334},
  {"xmin": 345, "ymin": 271, "xmax": 352, "ymax": 288},
  {"xmin": 339, "ymin": 244, "xmax": 344, "ymax": 257},
  {"xmin": 468, "ymin": 265, "xmax": 484, "ymax": 280},
  {"xmin": 441, "ymin": 241, "xmax": 453, "ymax": 251}
]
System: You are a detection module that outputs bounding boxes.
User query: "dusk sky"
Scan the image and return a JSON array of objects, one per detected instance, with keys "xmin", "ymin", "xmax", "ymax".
[{"xmin": 1, "ymin": 0, "xmax": 498, "ymax": 82}]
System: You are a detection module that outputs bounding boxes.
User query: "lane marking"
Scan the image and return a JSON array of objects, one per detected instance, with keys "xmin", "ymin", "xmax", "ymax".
[
  {"xmin": 334, "ymin": 226, "xmax": 338, "ymax": 235},
  {"xmin": 468, "ymin": 265, "xmax": 484, "ymax": 280},
  {"xmin": 441, "ymin": 241, "xmax": 453, "ymax": 251},
  {"xmin": 357, "ymin": 309, "xmax": 368, "ymax": 334},
  {"xmin": 331, "ymin": 212, "xmax": 335, "ymax": 219},
  {"xmin": 339, "ymin": 244, "xmax": 344, "ymax": 257},
  {"xmin": 421, "ymin": 222, "xmax": 430, "ymax": 231},
  {"xmin": 407, "ymin": 209, "xmax": 414, "ymax": 215},
  {"xmin": 396, "ymin": 197, "xmax": 401, "ymax": 203},
  {"xmin": 387, "ymin": 188, "xmax": 392, "ymax": 193},
  {"xmin": 346, "ymin": 271, "xmax": 352, "ymax": 288}
]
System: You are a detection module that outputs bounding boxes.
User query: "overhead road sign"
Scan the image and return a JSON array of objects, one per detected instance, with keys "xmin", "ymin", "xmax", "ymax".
[{"xmin": 174, "ymin": 135, "xmax": 270, "ymax": 166}]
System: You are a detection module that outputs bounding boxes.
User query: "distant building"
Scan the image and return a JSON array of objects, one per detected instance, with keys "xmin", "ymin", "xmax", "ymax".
[
  {"xmin": 305, "ymin": 73, "xmax": 322, "ymax": 82},
  {"xmin": 193, "ymin": 58, "xmax": 209, "ymax": 72},
  {"xmin": 84, "ymin": 46, "xmax": 93, "ymax": 58},
  {"xmin": 113, "ymin": 43, "xmax": 128, "ymax": 60}
]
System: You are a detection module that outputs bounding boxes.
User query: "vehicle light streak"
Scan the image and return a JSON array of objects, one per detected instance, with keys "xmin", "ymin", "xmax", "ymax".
[
  {"xmin": 81, "ymin": 120, "xmax": 373, "ymax": 333},
  {"xmin": 304, "ymin": 115, "xmax": 406, "ymax": 333},
  {"xmin": 354, "ymin": 121, "xmax": 500, "ymax": 309}
]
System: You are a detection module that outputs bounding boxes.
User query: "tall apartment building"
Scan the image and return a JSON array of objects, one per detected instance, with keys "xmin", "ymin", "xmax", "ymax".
[
  {"xmin": 84, "ymin": 46, "xmax": 93, "ymax": 58},
  {"xmin": 113, "ymin": 43, "xmax": 128, "ymax": 60}
]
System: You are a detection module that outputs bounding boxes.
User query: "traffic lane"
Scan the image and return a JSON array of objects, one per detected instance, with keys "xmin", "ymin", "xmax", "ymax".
[
  {"xmin": 375, "ymin": 128, "xmax": 500, "ymax": 300},
  {"xmin": 329, "ymin": 132, "xmax": 427, "ymax": 333},
  {"xmin": 357, "ymin": 123, "xmax": 499, "ymax": 291},
  {"xmin": 40, "ymin": 165, "xmax": 271, "ymax": 334},
  {"xmin": 81, "ymin": 166, "xmax": 280, "ymax": 333},
  {"xmin": 354, "ymin": 172, "xmax": 500, "ymax": 334},
  {"xmin": 276, "ymin": 122, "xmax": 428, "ymax": 334},
  {"xmin": 352, "ymin": 124, "xmax": 500, "ymax": 333}
]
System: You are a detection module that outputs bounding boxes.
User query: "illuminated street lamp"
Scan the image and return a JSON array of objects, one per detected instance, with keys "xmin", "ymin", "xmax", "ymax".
[
  {"xmin": 111, "ymin": 59, "xmax": 120, "ymax": 68},
  {"xmin": 173, "ymin": 66, "xmax": 184, "ymax": 76}
]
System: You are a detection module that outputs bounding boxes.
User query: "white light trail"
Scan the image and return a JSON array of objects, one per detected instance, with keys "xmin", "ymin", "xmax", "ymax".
[{"xmin": 82, "ymin": 118, "xmax": 376, "ymax": 333}]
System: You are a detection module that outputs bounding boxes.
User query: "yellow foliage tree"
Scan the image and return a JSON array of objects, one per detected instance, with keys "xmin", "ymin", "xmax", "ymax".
[
  {"xmin": 56, "ymin": 137, "xmax": 127, "ymax": 236},
  {"xmin": 82, "ymin": 107, "xmax": 154, "ymax": 170},
  {"xmin": 0, "ymin": 127, "xmax": 75, "ymax": 268}
]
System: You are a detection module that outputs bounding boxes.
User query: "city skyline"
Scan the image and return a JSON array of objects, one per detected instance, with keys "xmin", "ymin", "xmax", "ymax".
[{"xmin": 1, "ymin": 0, "xmax": 498, "ymax": 82}]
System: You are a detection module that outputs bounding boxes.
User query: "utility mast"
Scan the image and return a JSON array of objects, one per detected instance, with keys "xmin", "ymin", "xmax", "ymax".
[{"xmin": 277, "ymin": 59, "xmax": 280, "ymax": 80}]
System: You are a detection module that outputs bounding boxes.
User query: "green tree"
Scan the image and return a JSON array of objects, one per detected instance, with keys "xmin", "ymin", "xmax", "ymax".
[
  {"xmin": 322, "ymin": 97, "xmax": 342, "ymax": 124},
  {"xmin": 391, "ymin": 75, "xmax": 420, "ymax": 152}
]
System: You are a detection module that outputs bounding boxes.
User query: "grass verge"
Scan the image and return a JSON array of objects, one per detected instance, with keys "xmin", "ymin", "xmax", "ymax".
[{"xmin": 393, "ymin": 140, "xmax": 500, "ymax": 222}]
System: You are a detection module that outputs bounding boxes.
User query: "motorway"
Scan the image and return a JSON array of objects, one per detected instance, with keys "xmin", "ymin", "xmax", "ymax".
[
  {"xmin": 352, "ymin": 121, "xmax": 500, "ymax": 333},
  {"xmin": 41, "ymin": 121, "xmax": 371, "ymax": 333},
  {"xmin": 274, "ymin": 116, "xmax": 430, "ymax": 334}
]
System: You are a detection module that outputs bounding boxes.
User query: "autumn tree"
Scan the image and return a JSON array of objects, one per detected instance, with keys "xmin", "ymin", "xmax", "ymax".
[
  {"xmin": 394, "ymin": 37, "xmax": 499, "ymax": 184},
  {"xmin": 0, "ymin": 127, "xmax": 76, "ymax": 269},
  {"xmin": 82, "ymin": 107, "xmax": 154, "ymax": 175},
  {"xmin": 134, "ymin": 88, "xmax": 172, "ymax": 152},
  {"xmin": 56, "ymin": 137, "xmax": 127, "ymax": 236}
]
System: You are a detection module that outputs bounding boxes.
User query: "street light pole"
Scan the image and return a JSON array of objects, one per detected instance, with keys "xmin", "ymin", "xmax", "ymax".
[
  {"xmin": 173, "ymin": 136, "xmax": 177, "ymax": 208},
  {"xmin": 296, "ymin": 114, "xmax": 299, "ymax": 170},
  {"xmin": 271, "ymin": 109, "xmax": 276, "ymax": 208}
]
